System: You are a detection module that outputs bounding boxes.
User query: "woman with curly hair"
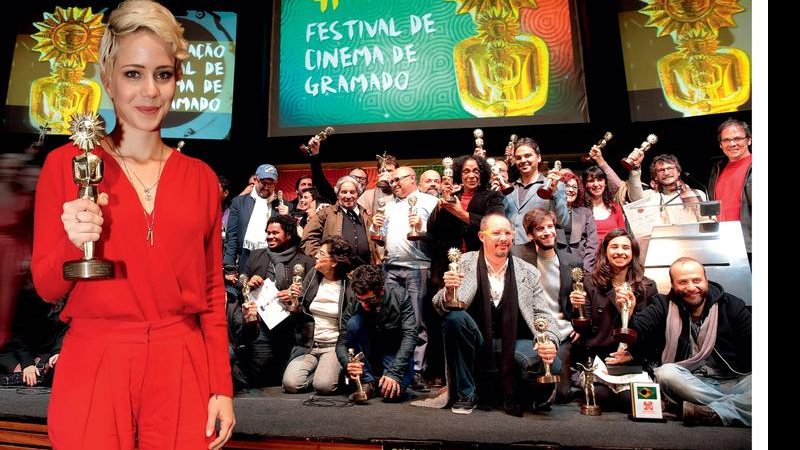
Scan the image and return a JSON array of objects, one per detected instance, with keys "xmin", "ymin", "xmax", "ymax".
[
  {"xmin": 582, "ymin": 166, "xmax": 627, "ymax": 244},
  {"xmin": 557, "ymin": 171, "xmax": 598, "ymax": 271}
]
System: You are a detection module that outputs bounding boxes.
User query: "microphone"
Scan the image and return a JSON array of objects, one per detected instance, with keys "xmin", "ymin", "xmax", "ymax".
[
  {"xmin": 299, "ymin": 126, "xmax": 335, "ymax": 156},
  {"xmin": 682, "ymin": 171, "xmax": 709, "ymax": 198}
]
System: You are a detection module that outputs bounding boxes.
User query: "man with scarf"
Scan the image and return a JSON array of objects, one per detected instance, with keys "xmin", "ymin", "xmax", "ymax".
[
  {"xmin": 432, "ymin": 213, "xmax": 560, "ymax": 416},
  {"xmin": 239, "ymin": 214, "xmax": 316, "ymax": 387},
  {"xmin": 629, "ymin": 257, "xmax": 751, "ymax": 427}
]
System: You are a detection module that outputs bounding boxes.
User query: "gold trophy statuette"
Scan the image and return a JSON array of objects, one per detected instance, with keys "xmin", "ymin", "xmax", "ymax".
[
  {"xmin": 473, "ymin": 128, "xmax": 486, "ymax": 158},
  {"xmin": 277, "ymin": 190, "xmax": 285, "ymax": 208},
  {"xmin": 486, "ymin": 158, "xmax": 514, "ymax": 195},
  {"xmin": 613, "ymin": 282, "xmax": 638, "ymax": 344},
  {"xmin": 348, "ymin": 348, "xmax": 369, "ymax": 404},
  {"xmin": 369, "ymin": 198, "xmax": 387, "ymax": 244},
  {"xmin": 621, "ymin": 134, "xmax": 658, "ymax": 171},
  {"xmin": 581, "ymin": 131, "xmax": 614, "ymax": 163},
  {"xmin": 62, "ymin": 113, "xmax": 114, "ymax": 280},
  {"xmin": 440, "ymin": 157, "xmax": 462, "ymax": 203},
  {"xmin": 444, "ymin": 248, "xmax": 466, "ymax": 310},
  {"xmin": 240, "ymin": 274, "xmax": 257, "ymax": 323},
  {"xmin": 570, "ymin": 267, "xmax": 590, "ymax": 329},
  {"xmin": 375, "ymin": 151, "xmax": 391, "ymax": 192},
  {"xmin": 533, "ymin": 316, "xmax": 559, "ymax": 384},
  {"xmin": 576, "ymin": 357, "xmax": 601, "ymax": 416},
  {"xmin": 505, "ymin": 133, "xmax": 518, "ymax": 164},
  {"xmin": 536, "ymin": 160, "xmax": 562, "ymax": 200},
  {"xmin": 287, "ymin": 264, "xmax": 305, "ymax": 313},
  {"xmin": 406, "ymin": 194, "xmax": 424, "ymax": 241},
  {"xmin": 299, "ymin": 126, "xmax": 335, "ymax": 156}
]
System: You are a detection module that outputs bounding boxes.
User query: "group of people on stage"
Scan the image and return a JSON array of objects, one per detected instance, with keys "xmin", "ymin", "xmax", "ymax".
[
  {"xmin": 0, "ymin": 1, "xmax": 752, "ymax": 447},
  {"xmin": 219, "ymin": 116, "xmax": 752, "ymax": 428}
]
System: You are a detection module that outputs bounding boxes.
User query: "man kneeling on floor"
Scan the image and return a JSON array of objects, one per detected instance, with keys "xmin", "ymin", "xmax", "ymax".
[
  {"xmin": 630, "ymin": 257, "xmax": 751, "ymax": 427},
  {"xmin": 432, "ymin": 213, "xmax": 560, "ymax": 416},
  {"xmin": 337, "ymin": 264, "xmax": 417, "ymax": 402}
]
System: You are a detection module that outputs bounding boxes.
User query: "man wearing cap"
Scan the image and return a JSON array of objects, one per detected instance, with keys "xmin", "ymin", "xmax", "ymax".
[{"xmin": 224, "ymin": 164, "xmax": 292, "ymax": 279}]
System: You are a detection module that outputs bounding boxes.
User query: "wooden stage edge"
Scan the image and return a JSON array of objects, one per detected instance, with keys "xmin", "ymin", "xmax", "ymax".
[{"xmin": 0, "ymin": 420, "xmax": 382, "ymax": 450}]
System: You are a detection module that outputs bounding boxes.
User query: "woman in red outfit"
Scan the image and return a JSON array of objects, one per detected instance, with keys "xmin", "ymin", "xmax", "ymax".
[
  {"xmin": 582, "ymin": 166, "xmax": 627, "ymax": 244},
  {"xmin": 31, "ymin": 1, "xmax": 235, "ymax": 448}
]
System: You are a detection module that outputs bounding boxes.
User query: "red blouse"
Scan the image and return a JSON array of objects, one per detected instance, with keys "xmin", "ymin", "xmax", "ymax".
[{"xmin": 32, "ymin": 142, "xmax": 232, "ymax": 396}]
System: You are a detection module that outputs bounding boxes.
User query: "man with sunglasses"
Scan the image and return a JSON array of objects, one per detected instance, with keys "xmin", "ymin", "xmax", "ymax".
[{"xmin": 336, "ymin": 264, "xmax": 417, "ymax": 402}]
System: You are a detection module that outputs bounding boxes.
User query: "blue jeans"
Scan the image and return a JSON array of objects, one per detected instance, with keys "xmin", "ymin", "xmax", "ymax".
[
  {"xmin": 343, "ymin": 314, "xmax": 414, "ymax": 391},
  {"xmin": 655, "ymin": 363, "xmax": 751, "ymax": 426},
  {"xmin": 442, "ymin": 311, "xmax": 562, "ymax": 399},
  {"xmin": 384, "ymin": 266, "xmax": 429, "ymax": 372}
]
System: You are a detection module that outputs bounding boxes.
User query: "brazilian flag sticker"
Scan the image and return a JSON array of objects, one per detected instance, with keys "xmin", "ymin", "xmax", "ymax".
[{"xmin": 637, "ymin": 386, "xmax": 657, "ymax": 400}]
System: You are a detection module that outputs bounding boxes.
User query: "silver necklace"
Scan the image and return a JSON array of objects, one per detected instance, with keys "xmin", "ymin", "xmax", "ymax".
[{"xmin": 112, "ymin": 140, "xmax": 165, "ymax": 202}]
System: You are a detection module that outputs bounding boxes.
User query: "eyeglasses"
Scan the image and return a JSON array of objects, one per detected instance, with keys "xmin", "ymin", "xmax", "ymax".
[
  {"xmin": 356, "ymin": 293, "xmax": 381, "ymax": 305},
  {"xmin": 654, "ymin": 166, "xmax": 677, "ymax": 174},
  {"xmin": 390, "ymin": 174, "xmax": 413, "ymax": 185},
  {"xmin": 721, "ymin": 136, "xmax": 748, "ymax": 145},
  {"xmin": 350, "ymin": 174, "xmax": 368, "ymax": 183},
  {"xmin": 565, "ymin": 183, "xmax": 579, "ymax": 191},
  {"xmin": 257, "ymin": 178, "xmax": 275, "ymax": 185},
  {"xmin": 316, "ymin": 250, "xmax": 330, "ymax": 259}
]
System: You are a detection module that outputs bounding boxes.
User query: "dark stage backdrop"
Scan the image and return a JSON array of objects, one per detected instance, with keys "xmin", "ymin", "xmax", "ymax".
[{"xmin": 0, "ymin": 0, "xmax": 752, "ymax": 195}]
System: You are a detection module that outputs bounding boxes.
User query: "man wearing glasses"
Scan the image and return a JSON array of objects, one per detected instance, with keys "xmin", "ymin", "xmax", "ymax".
[
  {"xmin": 708, "ymin": 118, "xmax": 752, "ymax": 262},
  {"xmin": 336, "ymin": 264, "xmax": 417, "ymax": 402}
]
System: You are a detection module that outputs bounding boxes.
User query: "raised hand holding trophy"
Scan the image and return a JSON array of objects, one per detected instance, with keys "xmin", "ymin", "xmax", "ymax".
[
  {"xmin": 485, "ymin": 157, "xmax": 514, "ymax": 194},
  {"xmin": 444, "ymin": 248, "xmax": 466, "ymax": 310},
  {"xmin": 621, "ymin": 134, "xmax": 658, "ymax": 171},
  {"xmin": 505, "ymin": 133, "xmax": 518, "ymax": 164},
  {"xmin": 375, "ymin": 151, "xmax": 391, "ymax": 192},
  {"xmin": 406, "ymin": 194, "xmax": 424, "ymax": 241},
  {"xmin": 239, "ymin": 274, "xmax": 257, "ymax": 323},
  {"xmin": 581, "ymin": 131, "xmax": 614, "ymax": 163},
  {"xmin": 348, "ymin": 348, "xmax": 369, "ymax": 404},
  {"xmin": 369, "ymin": 198, "xmax": 387, "ymax": 244},
  {"xmin": 570, "ymin": 267, "xmax": 591, "ymax": 329},
  {"xmin": 536, "ymin": 160, "xmax": 562, "ymax": 199},
  {"xmin": 440, "ymin": 157, "xmax": 462, "ymax": 203},
  {"xmin": 299, "ymin": 126, "xmax": 335, "ymax": 156},
  {"xmin": 576, "ymin": 357, "xmax": 601, "ymax": 415},
  {"xmin": 533, "ymin": 316, "xmax": 560, "ymax": 384},
  {"xmin": 613, "ymin": 282, "xmax": 638, "ymax": 344},
  {"xmin": 63, "ymin": 113, "xmax": 114, "ymax": 280},
  {"xmin": 473, "ymin": 128, "xmax": 485, "ymax": 157}
]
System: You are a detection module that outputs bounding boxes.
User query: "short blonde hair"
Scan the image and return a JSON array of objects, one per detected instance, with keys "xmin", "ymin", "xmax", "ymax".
[{"xmin": 99, "ymin": 0, "xmax": 189, "ymax": 80}]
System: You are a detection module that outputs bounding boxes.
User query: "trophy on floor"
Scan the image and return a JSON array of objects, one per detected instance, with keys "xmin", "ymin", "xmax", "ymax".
[
  {"xmin": 239, "ymin": 274, "xmax": 258, "ymax": 323},
  {"xmin": 570, "ymin": 268, "xmax": 591, "ymax": 329},
  {"xmin": 348, "ymin": 348, "xmax": 369, "ymax": 404},
  {"xmin": 440, "ymin": 157, "xmax": 462, "ymax": 203},
  {"xmin": 576, "ymin": 357, "xmax": 601, "ymax": 415},
  {"xmin": 63, "ymin": 113, "xmax": 114, "ymax": 280},
  {"xmin": 580, "ymin": 131, "xmax": 614, "ymax": 163},
  {"xmin": 444, "ymin": 248, "xmax": 466, "ymax": 310},
  {"xmin": 536, "ymin": 160, "xmax": 562, "ymax": 199},
  {"xmin": 287, "ymin": 264, "xmax": 305, "ymax": 313},
  {"xmin": 369, "ymin": 198, "xmax": 387, "ymax": 244},
  {"xmin": 533, "ymin": 316, "xmax": 560, "ymax": 384},
  {"xmin": 299, "ymin": 126, "xmax": 335, "ymax": 156},
  {"xmin": 406, "ymin": 194, "xmax": 424, "ymax": 241},
  {"xmin": 473, "ymin": 128, "xmax": 485, "ymax": 158},
  {"xmin": 375, "ymin": 151, "xmax": 392, "ymax": 192},
  {"xmin": 621, "ymin": 134, "xmax": 658, "ymax": 171},
  {"xmin": 486, "ymin": 157, "xmax": 514, "ymax": 194},
  {"xmin": 613, "ymin": 282, "xmax": 638, "ymax": 344}
]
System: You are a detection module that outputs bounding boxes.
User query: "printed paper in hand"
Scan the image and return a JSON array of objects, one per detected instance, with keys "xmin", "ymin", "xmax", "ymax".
[{"xmin": 253, "ymin": 279, "xmax": 290, "ymax": 329}]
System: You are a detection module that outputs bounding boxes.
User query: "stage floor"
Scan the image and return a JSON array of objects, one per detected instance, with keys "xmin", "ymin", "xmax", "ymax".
[{"xmin": 0, "ymin": 386, "xmax": 752, "ymax": 449}]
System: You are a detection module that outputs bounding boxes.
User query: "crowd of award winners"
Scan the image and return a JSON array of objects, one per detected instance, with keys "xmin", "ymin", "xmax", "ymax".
[{"xmin": 0, "ymin": 118, "xmax": 752, "ymax": 428}]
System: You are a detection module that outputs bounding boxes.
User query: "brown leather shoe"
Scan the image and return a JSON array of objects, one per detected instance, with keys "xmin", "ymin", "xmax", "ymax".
[{"xmin": 682, "ymin": 401, "xmax": 722, "ymax": 426}]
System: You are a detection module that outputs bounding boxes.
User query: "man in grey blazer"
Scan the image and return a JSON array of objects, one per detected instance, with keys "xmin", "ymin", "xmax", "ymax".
[{"xmin": 432, "ymin": 214, "xmax": 560, "ymax": 416}]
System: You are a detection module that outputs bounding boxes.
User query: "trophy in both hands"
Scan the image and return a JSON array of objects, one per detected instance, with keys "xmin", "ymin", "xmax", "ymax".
[
  {"xmin": 444, "ymin": 248, "xmax": 466, "ymax": 310},
  {"xmin": 580, "ymin": 131, "xmax": 614, "ymax": 163},
  {"xmin": 406, "ymin": 194, "xmax": 424, "ymax": 241},
  {"xmin": 576, "ymin": 357, "xmax": 601, "ymax": 416},
  {"xmin": 347, "ymin": 348, "xmax": 369, "ymax": 404},
  {"xmin": 239, "ymin": 274, "xmax": 258, "ymax": 323},
  {"xmin": 621, "ymin": 134, "xmax": 658, "ymax": 171},
  {"xmin": 286, "ymin": 264, "xmax": 305, "ymax": 313},
  {"xmin": 570, "ymin": 268, "xmax": 591, "ymax": 329},
  {"xmin": 613, "ymin": 282, "xmax": 638, "ymax": 344},
  {"xmin": 369, "ymin": 198, "xmax": 387, "ymax": 245},
  {"xmin": 485, "ymin": 158, "xmax": 514, "ymax": 195},
  {"xmin": 473, "ymin": 128, "xmax": 486, "ymax": 158},
  {"xmin": 440, "ymin": 157, "xmax": 462, "ymax": 203},
  {"xmin": 62, "ymin": 113, "xmax": 114, "ymax": 280},
  {"xmin": 536, "ymin": 160, "xmax": 562, "ymax": 200},
  {"xmin": 533, "ymin": 316, "xmax": 560, "ymax": 384}
]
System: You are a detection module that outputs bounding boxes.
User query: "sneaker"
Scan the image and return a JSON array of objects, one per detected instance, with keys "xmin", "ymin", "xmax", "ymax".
[
  {"xmin": 682, "ymin": 401, "xmax": 722, "ymax": 426},
  {"xmin": 451, "ymin": 394, "xmax": 477, "ymax": 414},
  {"xmin": 411, "ymin": 372, "xmax": 431, "ymax": 393}
]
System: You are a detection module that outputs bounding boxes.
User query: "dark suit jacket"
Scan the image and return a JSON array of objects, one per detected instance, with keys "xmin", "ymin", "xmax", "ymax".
[
  {"xmin": 223, "ymin": 193, "xmax": 293, "ymax": 273},
  {"xmin": 556, "ymin": 206, "xmax": 598, "ymax": 272},
  {"xmin": 510, "ymin": 244, "xmax": 584, "ymax": 322}
]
